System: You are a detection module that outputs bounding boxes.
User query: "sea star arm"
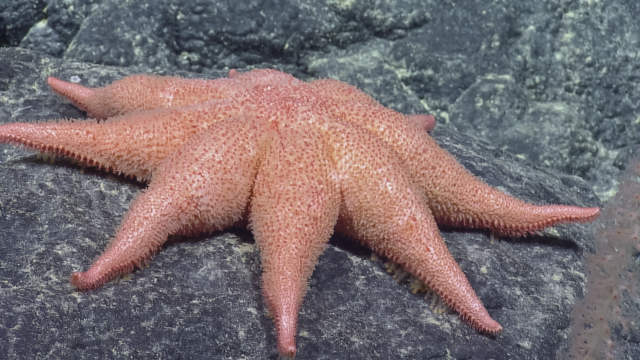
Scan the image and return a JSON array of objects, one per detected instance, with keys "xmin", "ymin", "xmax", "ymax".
[
  {"xmin": 47, "ymin": 75, "xmax": 250, "ymax": 119},
  {"xmin": 409, "ymin": 132, "xmax": 600, "ymax": 236},
  {"xmin": 330, "ymin": 102, "xmax": 599, "ymax": 235},
  {"xmin": 327, "ymin": 121, "xmax": 502, "ymax": 334},
  {"xmin": 0, "ymin": 101, "xmax": 246, "ymax": 181},
  {"xmin": 249, "ymin": 126, "xmax": 340, "ymax": 358},
  {"xmin": 71, "ymin": 117, "xmax": 264, "ymax": 290}
]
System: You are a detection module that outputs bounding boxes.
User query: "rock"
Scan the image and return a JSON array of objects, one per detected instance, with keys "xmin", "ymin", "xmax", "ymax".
[{"xmin": 3, "ymin": 0, "xmax": 640, "ymax": 358}]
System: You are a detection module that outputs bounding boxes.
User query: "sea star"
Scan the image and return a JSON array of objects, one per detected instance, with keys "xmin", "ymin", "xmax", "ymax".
[{"xmin": 0, "ymin": 69, "xmax": 600, "ymax": 357}]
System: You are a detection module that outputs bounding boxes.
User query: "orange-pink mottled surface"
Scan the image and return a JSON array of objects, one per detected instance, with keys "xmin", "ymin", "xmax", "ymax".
[{"xmin": 0, "ymin": 69, "xmax": 600, "ymax": 358}]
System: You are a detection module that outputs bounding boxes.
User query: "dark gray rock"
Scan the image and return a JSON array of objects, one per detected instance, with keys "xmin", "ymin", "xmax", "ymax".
[
  {"xmin": 2, "ymin": 0, "xmax": 640, "ymax": 357},
  {"xmin": 0, "ymin": 47, "xmax": 610, "ymax": 359},
  {"xmin": 0, "ymin": 0, "xmax": 47, "ymax": 47}
]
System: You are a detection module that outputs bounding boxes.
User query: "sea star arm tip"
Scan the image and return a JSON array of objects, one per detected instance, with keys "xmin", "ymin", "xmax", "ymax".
[
  {"xmin": 406, "ymin": 114, "xmax": 436, "ymax": 132},
  {"xmin": 49, "ymin": 74, "xmax": 250, "ymax": 120},
  {"xmin": 228, "ymin": 69, "xmax": 240, "ymax": 78},
  {"xmin": 47, "ymin": 77, "xmax": 113, "ymax": 119},
  {"xmin": 485, "ymin": 204, "xmax": 601, "ymax": 237}
]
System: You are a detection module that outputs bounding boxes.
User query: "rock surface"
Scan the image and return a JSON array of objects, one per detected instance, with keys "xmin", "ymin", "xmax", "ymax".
[{"xmin": 1, "ymin": 0, "xmax": 639, "ymax": 358}]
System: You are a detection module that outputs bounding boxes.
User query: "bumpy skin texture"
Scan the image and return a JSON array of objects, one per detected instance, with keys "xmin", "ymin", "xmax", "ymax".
[{"xmin": 0, "ymin": 69, "xmax": 600, "ymax": 357}]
